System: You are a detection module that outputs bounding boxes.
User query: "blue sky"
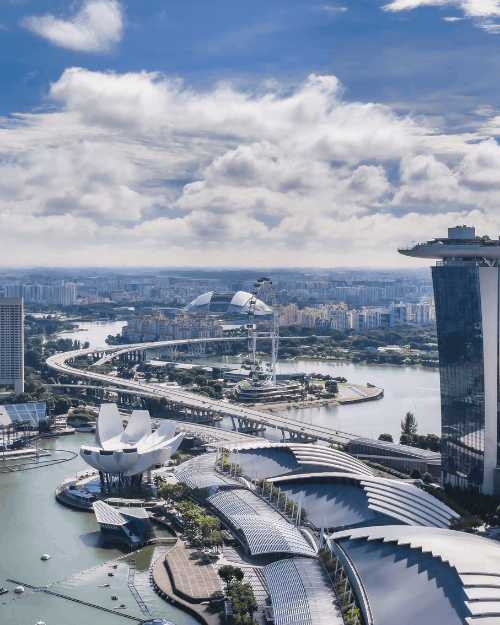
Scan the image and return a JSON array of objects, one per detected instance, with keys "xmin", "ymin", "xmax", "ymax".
[{"xmin": 1, "ymin": 0, "xmax": 500, "ymax": 267}]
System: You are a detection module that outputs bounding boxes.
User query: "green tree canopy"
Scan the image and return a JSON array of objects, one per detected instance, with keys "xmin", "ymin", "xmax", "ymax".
[
  {"xmin": 401, "ymin": 411, "xmax": 418, "ymax": 436},
  {"xmin": 378, "ymin": 433, "xmax": 393, "ymax": 442},
  {"xmin": 217, "ymin": 565, "xmax": 244, "ymax": 591}
]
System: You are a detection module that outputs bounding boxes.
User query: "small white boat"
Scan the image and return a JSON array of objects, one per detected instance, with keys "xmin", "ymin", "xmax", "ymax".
[
  {"xmin": 40, "ymin": 554, "xmax": 51, "ymax": 560},
  {"xmin": 98, "ymin": 584, "xmax": 110, "ymax": 588},
  {"xmin": 36, "ymin": 621, "xmax": 46, "ymax": 625},
  {"xmin": 114, "ymin": 604, "xmax": 126, "ymax": 609},
  {"xmin": 14, "ymin": 586, "xmax": 24, "ymax": 594}
]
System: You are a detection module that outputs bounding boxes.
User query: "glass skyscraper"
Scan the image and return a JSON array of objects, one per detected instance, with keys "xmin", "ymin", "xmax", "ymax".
[{"xmin": 399, "ymin": 226, "xmax": 500, "ymax": 494}]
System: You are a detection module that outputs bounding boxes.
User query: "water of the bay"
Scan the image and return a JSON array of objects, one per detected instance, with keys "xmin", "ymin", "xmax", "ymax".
[
  {"xmin": 58, "ymin": 321, "xmax": 441, "ymax": 443},
  {"xmin": 0, "ymin": 432, "xmax": 197, "ymax": 625},
  {"xmin": 57, "ymin": 320, "xmax": 125, "ymax": 347}
]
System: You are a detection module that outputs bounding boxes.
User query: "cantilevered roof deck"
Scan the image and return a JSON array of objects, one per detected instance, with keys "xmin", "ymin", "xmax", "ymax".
[
  {"xmin": 269, "ymin": 472, "xmax": 458, "ymax": 530},
  {"xmin": 328, "ymin": 526, "xmax": 500, "ymax": 625}
]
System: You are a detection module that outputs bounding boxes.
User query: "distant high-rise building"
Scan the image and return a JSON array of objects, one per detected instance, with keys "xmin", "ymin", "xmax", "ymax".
[
  {"xmin": 399, "ymin": 226, "xmax": 500, "ymax": 494},
  {"xmin": 0, "ymin": 298, "xmax": 24, "ymax": 394},
  {"xmin": 55, "ymin": 283, "xmax": 77, "ymax": 306}
]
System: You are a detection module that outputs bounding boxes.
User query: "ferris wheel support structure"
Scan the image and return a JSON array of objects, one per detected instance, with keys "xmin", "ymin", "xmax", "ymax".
[{"xmin": 247, "ymin": 277, "xmax": 280, "ymax": 386}]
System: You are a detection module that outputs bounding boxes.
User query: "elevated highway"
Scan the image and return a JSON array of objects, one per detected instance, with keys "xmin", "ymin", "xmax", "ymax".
[
  {"xmin": 93, "ymin": 336, "xmax": 244, "ymax": 365},
  {"xmin": 46, "ymin": 343, "xmax": 362, "ymax": 446}
]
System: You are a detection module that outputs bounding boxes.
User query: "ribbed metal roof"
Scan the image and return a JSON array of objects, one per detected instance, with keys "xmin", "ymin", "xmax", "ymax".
[
  {"xmin": 93, "ymin": 500, "xmax": 127, "ymax": 526},
  {"xmin": 263, "ymin": 558, "xmax": 343, "ymax": 625},
  {"xmin": 329, "ymin": 526, "xmax": 500, "ymax": 625},
  {"xmin": 229, "ymin": 442, "xmax": 375, "ymax": 478},
  {"xmin": 231, "ymin": 515, "xmax": 316, "ymax": 557},
  {"xmin": 270, "ymin": 472, "xmax": 457, "ymax": 530}
]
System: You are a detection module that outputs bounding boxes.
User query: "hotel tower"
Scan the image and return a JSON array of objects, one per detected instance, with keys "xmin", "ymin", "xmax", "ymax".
[{"xmin": 400, "ymin": 226, "xmax": 500, "ymax": 494}]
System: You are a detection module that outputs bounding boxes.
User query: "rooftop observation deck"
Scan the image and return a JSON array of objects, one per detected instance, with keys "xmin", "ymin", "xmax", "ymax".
[{"xmin": 398, "ymin": 226, "xmax": 500, "ymax": 260}]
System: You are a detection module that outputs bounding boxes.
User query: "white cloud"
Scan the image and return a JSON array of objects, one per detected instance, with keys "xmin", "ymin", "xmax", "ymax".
[
  {"xmin": 382, "ymin": 0, "xmax": 500, "ymax": 32},
  {"xmin": 443, "ymin": 16, "xmax": 464, "ymax": 20},
  {"xmin": 20, "ymin": 0, "xmax": 123, "ymax": 53},
  {"xmin": 1, "ymin": 68, "xmax": 500, "ymax": 267}
]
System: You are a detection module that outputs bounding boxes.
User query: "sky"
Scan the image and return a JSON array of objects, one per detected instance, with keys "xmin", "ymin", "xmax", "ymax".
[{"xmin": 2, "ymin": 0, "xmax": 500, "ymax": 268}]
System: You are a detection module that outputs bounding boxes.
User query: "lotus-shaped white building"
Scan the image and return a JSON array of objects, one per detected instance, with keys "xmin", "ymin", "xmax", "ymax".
[{"xmin": 80, "ymin": 404, "xmax": 183, "ymax": 490}]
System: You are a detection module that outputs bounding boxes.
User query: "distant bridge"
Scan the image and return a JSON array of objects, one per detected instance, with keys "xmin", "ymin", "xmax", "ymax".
[
  {"xmin": 92, "ymin": 336, "xmax": 242, "ymax": 365},
  {"xmin": 46, "ymin": 341, "xmax": 362, "ymax": 445}
]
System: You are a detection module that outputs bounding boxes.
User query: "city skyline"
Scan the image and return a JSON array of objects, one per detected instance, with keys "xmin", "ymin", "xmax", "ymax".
[{"xmin": 2, "ymin": 1, "xmax": 500, "ymax": 267}]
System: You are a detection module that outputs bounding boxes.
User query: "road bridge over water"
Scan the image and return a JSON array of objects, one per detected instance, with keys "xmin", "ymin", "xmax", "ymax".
[
  {"xmin": 93, "ymin": 336, "xmax": 243, "ymax": 365},
  {"xmin": 46, "ymin": 342, "xmax": 362, "ymax": 446}
]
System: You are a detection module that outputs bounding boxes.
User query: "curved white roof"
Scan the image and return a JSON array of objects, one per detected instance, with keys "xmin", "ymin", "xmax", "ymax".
[
  {"xmin": 271, "ymin": 472, "xmax": 457, "ymax": 529},
  {"xmin": 231, "ymin": 515, "xmax": 316, "ymax": 557},
  {"xmin": 229, "ymin": 442, "xmax": 375, "ymax": 478},
  {"xmin": 328, "ymin": 526, "xmax": 500, "ymax": 625},
  {"xmin": 185, "ymin": 290, "xmax": 272, "ymax": 315},
  {"xmin": 80, "ymin": 403, "xmax": 183, "ymax": 476},
  {"xmin": 263, "ymin": 558, "xmax": 343, "ymax": 625}
]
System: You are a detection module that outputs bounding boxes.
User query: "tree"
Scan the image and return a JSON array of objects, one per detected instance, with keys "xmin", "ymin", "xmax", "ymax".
[
  {"xmin": 378, "ymin": 433, "xmax": 393, "ymax": 442},
  {"xmin": 410, "ymin": 468, "xmax": 422, "ymax": 479},
  {"xmin": 203, "ymin": 530, "xmax": 224, "ymax": 553},
  {"xmin": 229, "ymin": 582, "xmax": 258, "ymax": 620},
  {"xmin": 199, "ymin": 515, "xmax": 221, "ymax": 538},
  {"xmin": 422, "ymin": 472, "xmax": 433, "ymax": 484},
  {"xmin": 401, "ymin": 411, "xmax": 418, "ymax": 436},
  {"xmin": 217, "ymin": 565, "xmax": 244, "ymax": 592},
  {"xmin": 424, "ymin": 434, "xmax": 441, "ymax": 452},
  {"xmin": 54, "ymin": 395, "xmax": 72, "ymax": 415},
  {"xmin": 325, "ymin": 380, "xmax": 338, "ymax": 395}
]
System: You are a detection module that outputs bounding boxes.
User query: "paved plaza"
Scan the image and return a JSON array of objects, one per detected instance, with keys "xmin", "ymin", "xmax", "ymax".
[{"xmin": 165, "ymin": 542, "xmax": 223, "ymax": 601}]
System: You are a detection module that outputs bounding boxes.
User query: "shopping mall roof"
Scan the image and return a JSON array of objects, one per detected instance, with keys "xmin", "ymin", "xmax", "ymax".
[
  {"xmin": 228, "ymin": 442, "xmax": 375, "ymax": 480},
  {"xmin": 263, "ymin": 558, "xmax": 343, "ymax": 625},
  {"xmin": 206, "ymin": 488, "xmax": 315, "ymax": 556},
  {"xmin": 268, "ymin": 472, "xmax": 458, "ymax": 530},
  {"xmin": 328, "ymin": 526, "xmax": 500, "ymax": 625}
]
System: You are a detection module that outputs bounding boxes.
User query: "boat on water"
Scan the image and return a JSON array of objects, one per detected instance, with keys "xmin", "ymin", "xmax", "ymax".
[
  {"xmin": 0, "ymin": 588, "xmax": 8, "ymax": 595},
  {"xmin": 14, "ymin": 586, "xmax": 24, "ymax": 594},
  {"xmin": 108, "ymin": 572, "xmax": 114, "ymax": 577},
  {"xmin": 111, "ymin": 595, "xmax": 118, "ymax": 600},
  {"xmin": 114, "ymin": 604, "xmax": 126, "ymax": 609},
  {"xmin": 98, "ymin": 584, "xmax": 110, "ymax": 588},
  {"xmin": 40, "ymin": 554, "xmax": 51, "ymax": 560}
]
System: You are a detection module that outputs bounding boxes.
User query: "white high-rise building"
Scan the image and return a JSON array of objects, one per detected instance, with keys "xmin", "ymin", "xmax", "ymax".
[
  {"xmin": 0, "ymin": 298, "xmax": 24, "ymax": 394},
  {"xmin": 55, "ymin": 283, "xmax": 77, "ymax": 306}
]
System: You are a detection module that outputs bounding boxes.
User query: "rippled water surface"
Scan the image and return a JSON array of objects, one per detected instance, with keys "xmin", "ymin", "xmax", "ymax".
[{"xmin": 0, "ymin": 433, "xmax": 196, "ymax": 625}]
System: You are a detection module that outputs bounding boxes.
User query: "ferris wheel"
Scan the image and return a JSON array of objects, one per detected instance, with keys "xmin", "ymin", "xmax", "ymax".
[{"xmin": 247, "ymin": 277, "xmax": 280, "ymax": 385}]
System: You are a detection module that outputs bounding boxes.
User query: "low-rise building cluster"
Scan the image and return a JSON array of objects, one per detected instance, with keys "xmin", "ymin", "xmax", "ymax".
[
  {"xmin": 279, "ymin": 298, "xmax": 435, "ymax": 329},
  {"xmin": 121, "ymin": 310, "xmax": 223, "ymax": 342}
]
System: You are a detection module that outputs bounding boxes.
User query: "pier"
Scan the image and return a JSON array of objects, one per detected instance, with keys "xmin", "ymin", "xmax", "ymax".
[{"xmin": 5, "ymin": 579, "xmax": 143, "ymax": 621}]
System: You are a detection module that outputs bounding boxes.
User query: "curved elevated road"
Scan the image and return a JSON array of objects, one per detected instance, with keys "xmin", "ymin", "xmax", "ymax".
[{"xmin": 46, "ymin": 343, "xmax": 361, "ymax": 445}]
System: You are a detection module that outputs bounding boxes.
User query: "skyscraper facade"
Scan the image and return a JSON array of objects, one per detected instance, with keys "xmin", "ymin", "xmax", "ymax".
[
  {"xmin": 399, "ymin": 226, "xmax": 500, "ymax": 494},
  {"xmin": 0, "ymin": 298, "xmax": 24, "ymax": 394}
]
